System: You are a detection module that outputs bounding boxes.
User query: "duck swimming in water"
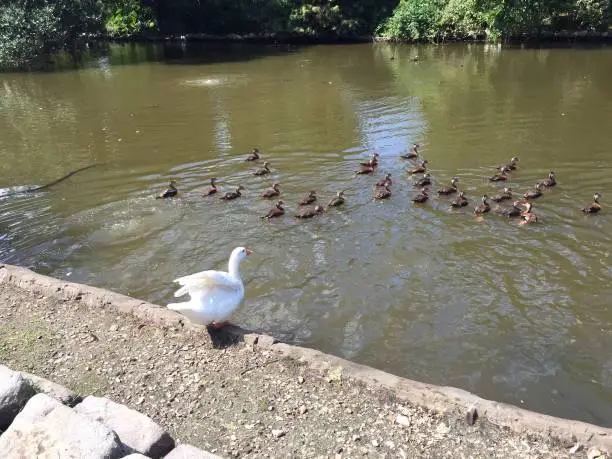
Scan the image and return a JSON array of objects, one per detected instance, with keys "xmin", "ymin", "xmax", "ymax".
[
  {"xmin": 582, "ymin": 192, "xmax": 602, "ymax": 214},
  {"xmin": 262, "ymin": 200, "xmax": 285, "ymax": 219},
  {"xmin": 500, "ymin": 200, "xmax": 524, "ymax": 217},
  {"xmin": 519, "ymin": 201, "xmax": 537, "ymax": 225},
  {"xmin": 376, "ymin": 173, "xmax": 392, "ymax": 188},
  {"xmin": 415, "ymin": 173, "xmax": 432, "ymax": 188},
  {"xmin": 156, "ymin": 180, "xmax": 178, "ymax": 199},
  {"xmin": 473, "ymin": 195, "xmax": 491, "ymax": 215},
  {"xmin": 374, "ymin": 185, "xmax": 392, "ymax": 200},
  {"xmin": 253, "ymin": 161, "xmax": 271, "ymax": 176},
  {"xmin": 245, "ymin": 148, "xmax": 260, "ymax": 161},
  {"xmin": 261, "ymin": 183, "xmax": 281, "ymax": 198},
  {"xmin": 492, "ymin": 187, "xmax": 512, "ymax": 203},
  {"xmin": 412, "ymin": 188, "xmax": 429, "ymax": 203},
  {"xmin": 407, "ymin": 159, "xmax": 428, "ymax": 175},
  {"xmin": 524, "ymin": 183, "xmax": 543, "ymax": 200},
  {"xmin": 489, "ymin": 167, "xmax": 510, "ymax": 182},
  {"xmin": 500, "ymin": 156, "xmax": 519, "ymax": 171},
  {"xmin": 360, "ymin": 153, "xmax": 379, "ymax": 167},
  {"xmin": 295, "ymin": 205, "xmax": 325, "ymax": 219},
  {"xmin": 327, "ymin": 190, "xmax": 345, "ymax": 208},
  {"xmin": 202, "ymin": 177, "xmax": 218, "ymax": 196},
  {"xmin": 356, "ymin": 160, "xmax": 377, "ymax": 175},
  {"xmin": 220, "ymin": 185, "xmax": 245, "ymax": 200},
  {"xmin": 542, "ymin": 171, "xmax": 556, "ymax": 187},
  {"xmin": 437, "ymin": 177, "xmax": 459, "ymax": 195},
  {"xmin": 298, "ymin": 190, "xmax": 317, "ymax": 206},
  {"xmin": 450, "ymin": 191, "xmax": 468, "ymax": 208},
  {"xmin": 400, "ymin": 144, "xmax": 420, "ymax": 160}
]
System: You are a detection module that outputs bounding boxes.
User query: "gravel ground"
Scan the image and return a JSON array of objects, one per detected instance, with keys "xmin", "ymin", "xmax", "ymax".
[{"xmin": 0, "ymin": 282, "xmax": 599, "ymax": 459}]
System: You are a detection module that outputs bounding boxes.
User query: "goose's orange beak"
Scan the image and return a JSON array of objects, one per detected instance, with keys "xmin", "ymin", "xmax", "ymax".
[{"xmin": 245, "ymin": 248, "xmax": 253, "ymax": 256}]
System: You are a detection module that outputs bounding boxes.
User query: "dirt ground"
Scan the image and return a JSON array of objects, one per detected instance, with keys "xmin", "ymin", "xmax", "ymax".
[{"xmin": 0, "ymin": 282, "xmax": 598, "ymax": 458}]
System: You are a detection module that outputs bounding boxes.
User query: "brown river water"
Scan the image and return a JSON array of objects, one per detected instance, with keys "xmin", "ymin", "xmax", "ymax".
[{"xmin": 1, "ymin": 42, "xmax": 612, "ymax": 426}]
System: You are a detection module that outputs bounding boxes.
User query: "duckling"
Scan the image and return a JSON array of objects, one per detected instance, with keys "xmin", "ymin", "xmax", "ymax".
[
  {"xmin": 376, "ymin": 173, "xmax": 392, "ymax": 188},
  {"xmin": 450, "ymin": 191, "xmax": 468, "ymax": 208},
  {"xmin": 374, "ymin": 185, "xmax": 392, "ymax": 200},
  {"xmin": 500, "ymin": 200, "xmax": 524, "ymax": 217},
  {"xmin": 491, "ymin": 187, "xmax": 512, "ymax": 203},
  {"xmin": 295, "ymin": 205, "xmax": 325, "ymax": 219},
  {"xmin": 156, "ymin": 180, "xmax": 178, "ymax": 199},
  {"xmin": 261, "ymin": 200, "xmax": 285, "ymax": 219},
  {"xmin": 298, "ymin": 190, "xmax": 317, "ymax": 206},
  {"xmin": 407, "ymin": 159, "xmax": 428, "ymax": 175},
  {"xmin": 261, "ymin": 183, "xmax": 281, "ymax": 198},
  {"xmin": 400, "ymin": 144, "xmax": 419, "ymax": 159},
  {"xmin": 360, "ymin": 153, "xmax": 380, "ymax": 167},
  {"xmin": 542, "ymin": 171, "xmax": 556, "ymax": 187},
  {"xmin": 519, "ymin": 202, "xmax": 537, "ymax": 225},
  {"xmin": 356, "ymin": 160, "xmax": 377, "ymax": 175},
  {"xmin": 523, "ymin": 183, "xmax": 543, "ymax": 200},
  {"xmin": 253, "ymin": 161, "xmax": 271, "ymax": 176},
  {"xmin": 582, "ymin": 192, "xmax": 602, "ymax": 214},
  {"xmin": 412, "ymin": 188, "xmax": 429, "ymax": 203},
  {"xmin": 415, "ymin": 173, "xmax": 432, "ymax": 188},
  {"xmin": 327, "ymin": 190, "xmax": 345, "ymax": 208},
  {"xmin": 201, "ymin": 177, "xmax": 218, "ymax": 196},
  {"xmin": 499, "ymin": 156, "xmax": 519, "ymax": 171},
  {"xmin": 489, "ymin": 166, "xmax": 510, "ymax": 182},
  {"xmin": 473, "ymin": 195, "xmax": 491, "ymax": 215},
  {"xmin": 245, "ymin": 148, "xmax": 260, "ymax": 161},
  {"xmin": 437, "ymin": 177, "xmax": 459, "ymax": 195},
  {"xmin": 220, "ymin": 185, "xmax": 245, "ymax": 200}
]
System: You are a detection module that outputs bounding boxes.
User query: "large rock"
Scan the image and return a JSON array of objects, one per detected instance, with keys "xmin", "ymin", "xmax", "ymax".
[
  {"xmin": 5, "ymin": 393, "xmax": 63, "ymax": 432},
  {"xmin": 20, "ymin": 371, "xmax": 81, "ymax": 406},
  {"xmin": 164, "ymin": 444, "xmax": 222, "ymax": 459},
  {"xmin": 0, "ymin": 403, "xmax": 127, "ymax": 458},
  {"xmin": 75, "ymin": 396, "xmax": 174, "ymax": 458},
  {"xmin": 0, "ymin": 364, "xmax": 35, "ymax": 430}
]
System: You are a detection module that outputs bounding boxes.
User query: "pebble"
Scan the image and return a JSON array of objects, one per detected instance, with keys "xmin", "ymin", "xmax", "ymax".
[
  {"xmin": 299, "ymin": 405, "xmax": 308, "ymax": 415},
  {"xmin": 371, "ymin": 439, "xmax": 379, "ymax": 448},
  {"xmin": 587, "ymin": 447, "xmax": 606, "ymax": 459},
  {"xmin": 395, "ymin": 414, "xmax": 410, "ymax": 428},
  {"xmin": 109, "ymin": 324, "xmax": 118, "ymax": 332},
  {"xmin": 298, "ymin": 376, "xmax": 305, "ymax": 384},
  {"xmin": 569, "ymin": 443, "xmax": 583, "ymax": 454},
  {"xmin": 271, "ymin": 429, "xmax": 286, "ymax": 439}
]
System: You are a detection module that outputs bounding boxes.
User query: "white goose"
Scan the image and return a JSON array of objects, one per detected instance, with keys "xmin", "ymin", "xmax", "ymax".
[{"xmin": 167, "ymin": 246, "xmax": 252, "ymax": 328}]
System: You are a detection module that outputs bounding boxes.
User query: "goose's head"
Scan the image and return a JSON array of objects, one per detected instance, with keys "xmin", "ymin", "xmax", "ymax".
[
  {"xmin": 504, "ymin": 187, "xmax": 512, "ymax": 193},
  {"xmin": 272, "ymin": 183, "xmax": 280, "ymax": 192},
  {"xmin": 535, "ymin": 182, "xmax": 543, "ymax": 190},
  {"xmin": 263, "ymin": 162, "xmax": 271, "ymax": 169},
  {"xmin": 337, "ymin": 190, "xmax": 345, "ymax": 197},
  {"xmin": 210, "ymin": 177, "xmax": 217, "ymax": 186},
  {"xmin": 511, "ymin": 156, "xmax": 519, "ymax": 163},
  {"xmin": 482, "ymin": 194, "xmax": 489, "ymax": 203},
  {"xmin": 549, "ymin": 170, "xmax": 555, "ymax": 178},
  {"xmin": 594, "ymin": 192, "xmax": 602, "ymax": 202},
  {"xmin": 231, "ymin": 246, "xmax": 253, "ymax": 263},
  {"xmin": 451, "ymin": 177, "xmax": 459, "ymax": 186}
]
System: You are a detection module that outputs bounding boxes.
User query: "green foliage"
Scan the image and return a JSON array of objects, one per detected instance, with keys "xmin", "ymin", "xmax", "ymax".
[
  {"xmin": 105, "ymin": 0, "xmax": 156, "ymax": 36},
  {"xmin": 376, "ymin": 0, "xmax": 444, "ymax": 41}
]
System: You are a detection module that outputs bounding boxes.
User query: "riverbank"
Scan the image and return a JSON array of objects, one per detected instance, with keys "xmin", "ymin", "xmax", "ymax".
[{"xmin": 0, "ymin": 264, "xmax": 610, "ymax": 458}]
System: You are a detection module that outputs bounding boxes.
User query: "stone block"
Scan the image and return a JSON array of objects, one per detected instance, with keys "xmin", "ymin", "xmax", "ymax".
[
  {"xmin": 164, "ymin": 444, "xmax": 222, "ymax": 459},
  {"xmin": 7, "ymin": 393, "xmax": 62, "ymax": 432},
  {"xmin": 0, "ymin": 404, "xmax": 127, "ymax": 458},
  {"xmin": 0, "ymin": 364, "xmax": 35, "ymax": 430},
  {"xmin": 123, "ymin": 454, "xmax": 152, "ymax": 459},
  {"xmin": 20, "ymin": 371, "xmax": 81, "ymax": 406},
  {"xmin": 75, "ymin": 396, "xmax": 174, "ymax": 458}
]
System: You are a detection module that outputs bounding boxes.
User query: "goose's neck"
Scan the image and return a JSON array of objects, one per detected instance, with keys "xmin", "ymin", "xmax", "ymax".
[{"xmin": 228, "ymin": 255, "xmax": 243, "ymax": 280}]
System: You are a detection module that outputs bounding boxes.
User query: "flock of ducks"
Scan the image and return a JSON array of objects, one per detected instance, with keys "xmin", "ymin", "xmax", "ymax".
[{"xmin": 155, "ymin": 145, "xmax": 604, "ymax": 223}]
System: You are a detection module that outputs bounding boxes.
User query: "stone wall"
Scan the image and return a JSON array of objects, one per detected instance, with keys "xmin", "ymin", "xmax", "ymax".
[{"xmin": 0, "ymin": 364, "xmax": 219, "ymax": 459}]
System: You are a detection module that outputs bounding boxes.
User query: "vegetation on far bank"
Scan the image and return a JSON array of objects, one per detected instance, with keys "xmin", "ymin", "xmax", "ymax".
[{"xmin": 1, "ymin": 0, "xmax": 611, "ymax": 70}]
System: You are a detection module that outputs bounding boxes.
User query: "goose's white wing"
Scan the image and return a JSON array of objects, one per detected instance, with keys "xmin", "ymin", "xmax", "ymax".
[{"xmin": 173, "ymin": 270, "xmax": 239, "ymax": 298}]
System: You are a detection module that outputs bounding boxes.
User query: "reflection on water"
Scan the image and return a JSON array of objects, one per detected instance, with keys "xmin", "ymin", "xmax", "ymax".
[{"xmin": 2, "ymin": 42, "xmax": 612, "ymax": 426}]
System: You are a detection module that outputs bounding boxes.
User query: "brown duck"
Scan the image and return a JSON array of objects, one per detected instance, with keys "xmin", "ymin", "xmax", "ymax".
[
  {"xmin": 400, "ymin": 144, "xmax": 420, "ymax": 159},
  {"xmin": 327, "ymin": 191, "xmax": 345, "ymax": 208},
  {"xmin": 245, "ymin": 148, "xmax": 261, "ymax": 161},
  {"xmin": 407, "ymin": 159, "xmax": 428, "ymax": 175},
  {"xmin": 156, "ymin": 180, "xmax": 178, "ymax": 199},
  {"xmin": 201, "ymin": 177, "xmax": 218, "ymax": 196},
  {"xmin": 412, "ymin": 188, "xmax": 429, "ymax": 203},
  {"xmin": 262, "ymin": 200, "xmax": 285, "ymax": 219},
  {"xmin": 261, "ymin": 183, "xmax": 281, "ymax": 198},
  {"xmin": 473, "ymin": 195, "xmax": 491, "ymax": 215},
  {"xmin": 542, "ymin": 171, "xmax": 556, "ymax": 187},
  {"xmin": 524, "ymin": 183, "xmax": 543, "ymax": 200},
  {"xmin": 295, "ymin": 205, "xmax": 325, "ymax": 219},
  {"xmin": 450, "ymin": 191, "xmax": 468, "ymax": 208},
  {"xmin": 499, "ymin": 156, "xmax": 519, "ymax": 171},
  {"xmin": 582, "ymin": 192, "xmax": 602, "ymax": 214},
  {"xmin": 253, "ymin": 161, "xmax": 271, "ymax": 176},
  {"xmin": 376, "ymin": 173, "xmax": 392, "ymax": 188},
  {"xmin": 492, "ymin": 187, "xmax": 512, "ymax": 202},
  {"xmin": 360, "ymin": 153, "xmax": 379, "ymax": 167},
  {"xmin": 374, "ymin": 185, "xmax": 392, "ymax": 200},
  {"xmin": 438, "ymin": 177, "xmax": 459, "ymax": 195},
  {"xmin": 500, "ymin": 200, "xmax": 524, "ymax": 217},
  {"xmin": 489, "ymin": 166, "xmax": 510, "ymax": 182},
  {"xmin": 415, "ymin": 173, "xmax": 432, "ymax": 188},
  {"xmin": 299, "ymin": 191, "xmax": 317, "ymax": 206},
  {"xmin": 220, "ymin": 185, "xmax": 245, "ymax": 200},
  {"xmin": 519, "ymin": 202, "xmax": 537, "ymax": 225},
  {"xmin": 356, "ymin": 160, "xmax": 377, "ymax": 175}
]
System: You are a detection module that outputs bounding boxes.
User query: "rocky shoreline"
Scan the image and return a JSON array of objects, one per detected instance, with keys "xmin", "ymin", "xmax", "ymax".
[{"xmin": 0, "ymin": 263, "xmax": 611, "ymax": 458}]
